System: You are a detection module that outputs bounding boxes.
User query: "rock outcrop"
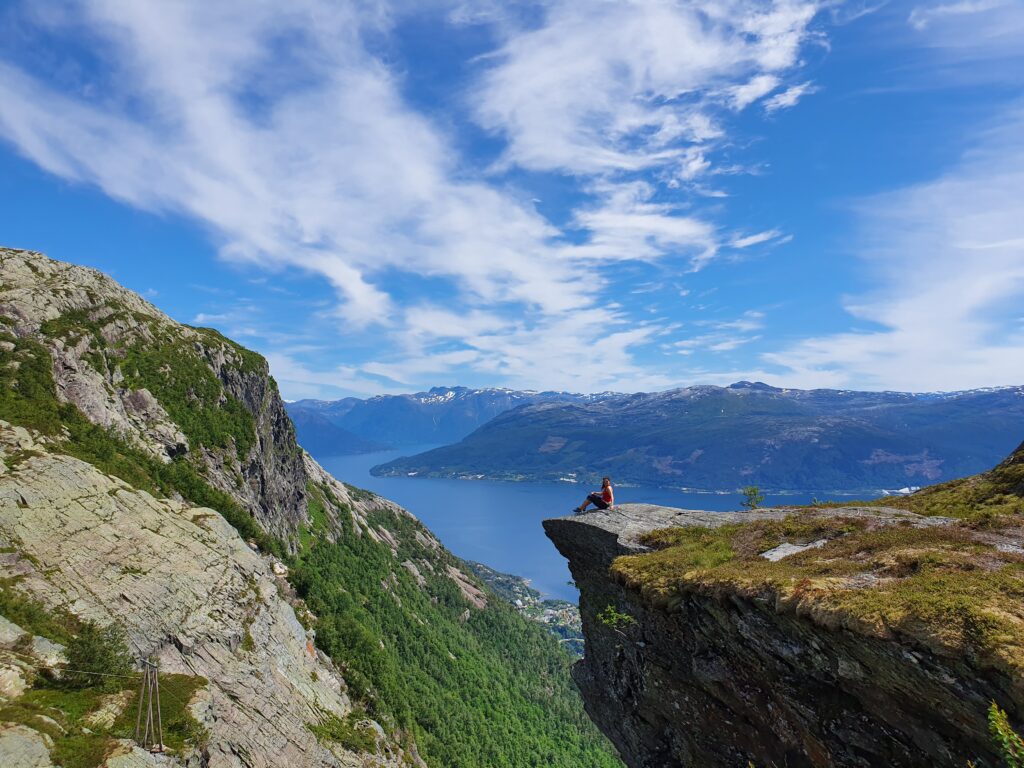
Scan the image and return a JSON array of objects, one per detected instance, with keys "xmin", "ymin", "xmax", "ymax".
[
  {"xmin": 0, "ymin": 420, "xmax": 409, "ymax": 768},
  {"xmin": 0, "ymin": 247, "xmax": 307, "ymax": 539},
  {"xmin": 0, "ymin": 249, "xmax": 430, "ymax": 766},
  {"xmin": 546, "ymin": 503, "xmax": 1023, "ymax": 768},
  {"xmin": 0, "ymin": 248, "xmax": 617, "ymax": 768}
]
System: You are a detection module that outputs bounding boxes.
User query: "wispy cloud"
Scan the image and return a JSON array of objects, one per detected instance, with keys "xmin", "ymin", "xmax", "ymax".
[
  {"xmin": 474, "ymin": 1, "xmax": 819, "ymax": 176},
  {"xmin": 0, "ymin": 0, "xmax": 824, "ymax": 395},
  {"xmin": 763, "ymin": 81, "xmax": 818, "ymax": 112},
  {"xmin": 908, "ymin": 0, "xmax": 1006, "ymax": 31},
  {"xmin": 673, "ymin": 310, "xmax": 766, "ymax": 354},
  {"xmin": 730, "ymin": 229, "xmax": 785, "ymax": 248},
  {"xmin": 907, "ymin": 0, "xmax": 1024, "ymax": 61},
  {"xmin": 762, "ymin": 106, "xmax": 1024, "ymax": 390}
]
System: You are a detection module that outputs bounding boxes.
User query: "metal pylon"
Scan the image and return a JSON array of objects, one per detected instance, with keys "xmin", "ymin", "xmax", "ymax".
[{"xmin": 134, "ymin": 658, "xmax": 164, "ymax": 753}]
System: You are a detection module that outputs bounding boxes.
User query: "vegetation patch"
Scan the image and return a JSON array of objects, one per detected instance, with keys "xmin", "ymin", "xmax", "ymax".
[
  {"xmin": 287, "ymin": 496, "xmax": 620, "ymax": 767},
  {"xmin": 0, "ymin": 332, "xmax": 68, "ymax": 434},
  {"xmin": 343, "ymin": 482, "xmax": 375, "ymax": 502},
  {"xmin": 615, "ymin": 442, "xmax": 1024, "ymax": 683},
  {"xmin": 40, "ymin": 306, "xmax": 112, "ymax": 348},
  {"xmin": 597, "ymin": 605, "xmax": 636, "ymax": 630},
  {"xmin": 28, "ymin": 306, "xmax": 265, "ymax": 465},
  {"xmin": 308, "ymin": 711, "xmax": 378, "ymax": 754},
  {"xmin": 63, "ymin": 620, "xmax": 134, "ymax": 691},
  {"xmin": 875, "ymin": 442, "xmax": 1024, "ymax": 524},
  {"xmin": 0, "ymin": 326, "xmax": 284, "ymax": 557},
  {"xmin": 989, "ymin": 702, "xmax": 1024, "ymax": 768},
  {"xmin": 0, "ymin": 598, "xmax": 207, "ymax": 768},
  {"xmin": 0, "ymin": 578, "xmax": 80, "ymax": 644},
  {"xmin": 119, "ymin": 337, "xmax": 256, "ymax": 460},
  {"xmin": 613, "ymin": 513, "xmax": 1024, "ymax": 677}
]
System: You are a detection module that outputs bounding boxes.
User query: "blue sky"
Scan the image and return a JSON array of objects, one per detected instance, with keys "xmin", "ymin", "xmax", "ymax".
[{"xmin": 1, "ymin": 0, "xmax": 1023, "ymax": 399}]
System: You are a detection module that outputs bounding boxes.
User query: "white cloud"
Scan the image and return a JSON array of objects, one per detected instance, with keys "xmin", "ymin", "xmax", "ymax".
[
  {"xmin": 763, "ymin": 81, "xmax": 818, "ymax": 112},
  {"xmin": 475, "ymin": 0, "xmax": 819, "ymax": 175},
  {"xmin": 264, "ymin": 352, "xmax": 405, "ymax": 399},
  {"xmin": 192, "ymin": 312, "xmax": 230, "ymax": 325},
  {"xmin": 0, "ymin": 0, "xmax": 825, "ymax": 396},
  {"xmin": 673, "ymin": 310, "xmax": 766, "ymax": 354},
  {"xmin": 729, "ymin": 74, "xmax": 781, "ymax": 109},
  {"xmin": 565, "ymin": 181, "xmax": 718, "ymax": 267},
  {"xmin": 763, "ymin": 107, "xmax": 1024, "ymax": 391},
  {"xmin": 909, "ymin": 0, "xmax": 1005, "ymax": 31},
  {"xmin": 0, "ymin": 1, "xmax": 584, "ymax": 327},
  {"xmin": 730, "ymin": 229, "xmax": 784, "ymax": 248},
  {"xmin": 709, "ymin": 336, "xmax": 761, "ymax": 352},
  {"xmin": 469, "ymin": 0, "xmax": 820, "ymax": 278},
  {"xmin": 907, "ymin": 0, "xmax": 1024, "ymax": 61}
]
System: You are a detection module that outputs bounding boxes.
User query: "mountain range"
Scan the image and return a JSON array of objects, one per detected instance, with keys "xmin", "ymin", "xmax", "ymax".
[
  {"xmin": 286, "ymin": 386, "xmax": 615, "ymax": 449},
  {"xmin": 373, "ymin": 381, "xmax": 1024, "ymax": 492}
]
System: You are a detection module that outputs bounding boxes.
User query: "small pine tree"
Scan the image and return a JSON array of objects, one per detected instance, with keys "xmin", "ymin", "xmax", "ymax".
[
  {"xmin": 597, "ymin": 605, "xmax": 636, "ymax": 630},
  {"xmin": 741, "ymin": 486, "xmax": 765, "ymax": 511},
  {"xmin": 63, "ymin": 620, "xmax": 134, "ymax": 691}
]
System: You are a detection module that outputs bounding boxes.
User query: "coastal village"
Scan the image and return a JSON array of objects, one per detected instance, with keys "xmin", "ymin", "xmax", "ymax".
[{"xmin": 466, "ymin": 561, "xmax": 584, "ymax": 657}]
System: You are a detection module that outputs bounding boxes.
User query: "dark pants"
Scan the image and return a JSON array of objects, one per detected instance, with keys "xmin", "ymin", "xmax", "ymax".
[{"xmin": 587, "ymin": 492, "xmax": 610, "ymax": 510}]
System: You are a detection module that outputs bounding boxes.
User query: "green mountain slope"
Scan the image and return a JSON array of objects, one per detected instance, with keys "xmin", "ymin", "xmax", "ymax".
[
  {"xmin": 375, "ymin": 382, "xmax": 1024, "ymax": 492},
  {"xmin": 292, "ymin": 475, "xmax": 618, "ymax": 766},
  {"xmin": 0, "ymin": 247, "xmax": 621, "ymax": 767}
]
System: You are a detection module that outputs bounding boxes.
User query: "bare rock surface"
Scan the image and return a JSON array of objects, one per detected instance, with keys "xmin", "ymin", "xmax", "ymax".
[
  {"xmin": 0, "ymin": 422, "xmax": 404, "ymax": 768},
  {"xmin": 0, "ymin": 723, "xmax": 54, "ymax": 768}
]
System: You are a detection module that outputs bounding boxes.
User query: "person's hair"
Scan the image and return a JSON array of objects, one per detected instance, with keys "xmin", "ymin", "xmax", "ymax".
[{"xmin": 602, "ymin": 477, "xmax": 611, "ymax": 486}]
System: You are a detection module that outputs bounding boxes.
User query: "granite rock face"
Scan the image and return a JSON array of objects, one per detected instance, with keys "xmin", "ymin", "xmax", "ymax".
[
  {"xmin": 0, "ymin": 247, "xmax": 307, "ymax": 540},
  {"xmin": 545, "ymin": 504, "xmax": 1016, "ymax": 768},
  {"xmin": 0, "ymin": 421, "xmax": 408, "ymax": 768},
  {"xmin": 0, "ymin": 248, "xmax": 490, "ymax": 767}
]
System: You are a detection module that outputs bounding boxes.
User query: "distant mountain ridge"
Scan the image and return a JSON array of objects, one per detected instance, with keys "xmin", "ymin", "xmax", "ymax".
[
  {"xmin": 286, "ymin": 406, "xmax": 388, "ymax": 455},
  {"xmin": 287, "ymin": 386, "xmax": 618, "ymax": 452},
  {"xmin": 372, "ymin": 381, "xmax": 1024, "ymax": 492}
]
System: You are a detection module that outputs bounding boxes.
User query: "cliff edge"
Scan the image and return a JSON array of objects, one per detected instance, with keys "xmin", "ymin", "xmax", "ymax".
[{"xmin": 545, "ymin": 496, "xmax": 1024, "ymax": 768}]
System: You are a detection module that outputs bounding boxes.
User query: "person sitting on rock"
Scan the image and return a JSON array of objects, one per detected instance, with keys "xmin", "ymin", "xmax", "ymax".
[{"xmin": 574, "ymin": 477, "xmax": 614, "ymax": 514}]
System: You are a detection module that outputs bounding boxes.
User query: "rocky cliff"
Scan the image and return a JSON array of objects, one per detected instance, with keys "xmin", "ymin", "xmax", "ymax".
[
  {"xmin": 0, "ymin": 247, "xmax": 618, "ymax": 768},
  {"xmin": 0, "ymin": 247, "xmax": 306, "ymax": 540},
  {"xmin": 546, "ymin": 494, "xmax": 1024, "ymax": 767},
  {"xmin": 0, "ymin": 420, "xmax": 413, "ymax": 768}
]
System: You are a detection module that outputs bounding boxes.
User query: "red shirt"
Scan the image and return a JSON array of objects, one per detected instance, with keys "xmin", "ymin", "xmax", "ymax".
[{"xmin": 602, "ymin": 485, "xmax": 614, "ymax": 504}]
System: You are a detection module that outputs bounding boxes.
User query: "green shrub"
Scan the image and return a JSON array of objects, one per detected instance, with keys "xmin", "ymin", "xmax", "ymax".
[
  {"xmin": 0, "ymin": 579, "xmax": 79, "ymax": 645},
  {"xmin": 741, "ymin": 486, "xmax": 765, "ymax": 510},
  {"xmin": 989, "ymin": 702, "xmax": 1024, "ymax": 768},
  {"xmin": 63, "ymin": 621, "xmax": 134, "ymax": 692},
  {"xmin": 308, "ymin": 712, "xmax": 379, "ymax": 754},
  {"xmin": 597, "ymin": 605, "xmax": 636, "ymax": 630}
]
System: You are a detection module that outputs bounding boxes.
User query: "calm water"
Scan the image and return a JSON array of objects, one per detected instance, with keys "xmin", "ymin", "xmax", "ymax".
[{"xmin": 318, "ymin": 448, "xmax": 827, "ymax": 601}]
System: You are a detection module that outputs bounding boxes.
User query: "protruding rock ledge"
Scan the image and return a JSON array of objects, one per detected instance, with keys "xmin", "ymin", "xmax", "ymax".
[
  {"xmin": 544, "ymin": 503, "xmax": 1010, "ymax": 768},
  {"xmin": 544, "ymin": 502, "xmax": 950, "ymax": 569}
]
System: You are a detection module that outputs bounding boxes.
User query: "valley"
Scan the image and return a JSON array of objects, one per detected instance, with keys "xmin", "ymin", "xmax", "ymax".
[{"xmin": 1, "ymin": 246, "xmax": 1022, "ymax": 768}]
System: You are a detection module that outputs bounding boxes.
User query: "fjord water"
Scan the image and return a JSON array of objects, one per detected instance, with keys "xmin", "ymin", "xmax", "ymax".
[{"xmin": 319, "ymin": 447, "xmax": 830, "ymax": 601}]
